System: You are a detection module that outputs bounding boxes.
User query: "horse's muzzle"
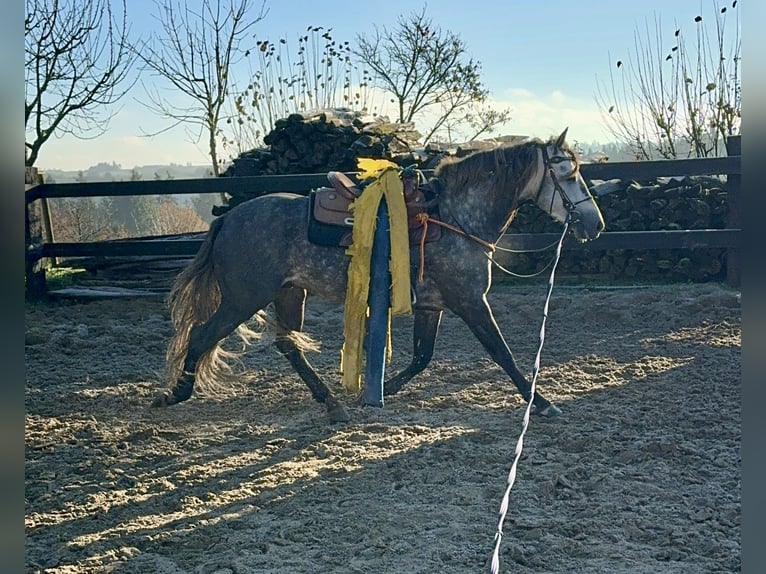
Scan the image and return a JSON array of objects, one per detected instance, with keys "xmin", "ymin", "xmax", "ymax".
[{"xmin": 570, "ymin": 212, "xmax": 605, "ymax": 242}]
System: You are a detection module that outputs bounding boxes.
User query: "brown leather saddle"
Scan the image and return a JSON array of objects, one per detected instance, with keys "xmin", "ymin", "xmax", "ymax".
[{"xmin": 308, "ymin": 171, "xmax": 441, "ymax": 248}]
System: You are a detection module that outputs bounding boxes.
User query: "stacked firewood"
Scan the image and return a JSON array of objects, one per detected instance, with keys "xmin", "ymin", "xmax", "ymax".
[
  {"xmin": 222, "ymin": 110, "xmax": 424, "ymax": 175},
  {"xmin": 220, "ymin": 110, "xmax": 440, "ymax": 210}
]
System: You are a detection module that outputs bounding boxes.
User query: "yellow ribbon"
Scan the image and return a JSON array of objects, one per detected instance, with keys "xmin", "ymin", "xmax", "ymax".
[{"xmin": 339, "ymin": 161, "xmax": 412, "ymax": 393}]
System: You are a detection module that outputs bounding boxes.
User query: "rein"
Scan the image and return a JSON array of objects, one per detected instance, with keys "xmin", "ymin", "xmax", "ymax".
[
  {"xmin": 486, "ymin": 250, "xmax": 559, "ymax": 279},
  {"xmin": 415, "ymin": 212, "xmax": 559, "ymax": 281},
  {"xmin": 489, "ymin": 214, "xmax": 571, "ymax": 574},
  {"xmin": 414, "ymin": 212, "xmax": 496, "ymax": 282}
]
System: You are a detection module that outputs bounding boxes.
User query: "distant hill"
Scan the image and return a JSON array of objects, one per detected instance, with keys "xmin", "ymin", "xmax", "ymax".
[
  {"xmin": 36, "ymin": 140, "xmax": 658, "ymax": 185},
  {"xmin": 39, "ymin": 162, "xmax": 214, "ymax": 184}
]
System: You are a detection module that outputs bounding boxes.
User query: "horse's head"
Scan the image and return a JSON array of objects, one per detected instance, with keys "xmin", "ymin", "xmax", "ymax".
[{"xmin": 528, "ymin": 128, "xmax": 605, "ymax": 242}]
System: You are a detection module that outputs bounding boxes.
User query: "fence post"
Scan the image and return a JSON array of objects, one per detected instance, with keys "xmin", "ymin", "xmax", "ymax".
[
  {"xmin": 25, "ymin": 167, "xmax": 48, "ymax": 301},
  {"xmin": 39, "ymin": 171, "xmax": 57, "ymax": 266},
  {"xmin": 725, "ymin": 135, "xmax": 741, "ymax": 288}
]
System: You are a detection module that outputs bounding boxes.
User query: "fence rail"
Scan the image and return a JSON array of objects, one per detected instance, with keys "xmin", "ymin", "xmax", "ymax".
[
  {"xmin": 30, "ymin": 228, "xmax": 740, "ymax": 260},
  {"xmin": 23, "ymin": 155, "xmax": 742, "ymax": 202},
  {"xmin": 24, "ymin": 136, "xmax": 741, "ymax": 299}
]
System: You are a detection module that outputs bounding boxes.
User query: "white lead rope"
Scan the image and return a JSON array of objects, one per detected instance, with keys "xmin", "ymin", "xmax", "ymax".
[{"xmin": 489, "ymin": 217, "xmax": 570, "ymax": 574}]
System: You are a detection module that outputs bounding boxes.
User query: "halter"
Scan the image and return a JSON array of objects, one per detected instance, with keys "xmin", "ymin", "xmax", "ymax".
[{"xmin": 536, "ymin": 145, "xmax": 593, "ymax": 223}]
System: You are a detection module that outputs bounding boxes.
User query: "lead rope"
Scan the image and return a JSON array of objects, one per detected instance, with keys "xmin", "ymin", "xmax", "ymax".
[{"xmin": 488, "ymin": 215, "xmax": 570, "ymax": 574}]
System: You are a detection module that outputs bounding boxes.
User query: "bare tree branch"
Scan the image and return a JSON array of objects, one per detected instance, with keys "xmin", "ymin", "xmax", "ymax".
[
  {"xmin": 354, "ymin": 6, "xmax": 489, "ymax": 144},
  {"xmin": 24, "ymin": 0, "xmax": 138, "ymax": 167},
  {"xmin": 134, "ymin": 0, "xmax": 266, "ymax": 176},
  {"xmin": 596, "ymin": 2, "xmax": 740, "ymax": 159},
  {"xmin": 223, "ymin": 27, "xmax": 375, "ymax": 153}
]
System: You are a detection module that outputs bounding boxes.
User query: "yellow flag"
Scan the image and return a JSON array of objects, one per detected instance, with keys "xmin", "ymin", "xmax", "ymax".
[
  {"xmin": 356, "ymin": 158, "xmax": 399, "ymax": 178},
  {"xmin": 339, "ymin": 165, "xmax": 412, "ymax": 393}
]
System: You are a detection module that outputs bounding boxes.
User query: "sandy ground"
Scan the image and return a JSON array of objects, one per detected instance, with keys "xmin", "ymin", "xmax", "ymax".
[{"xmin": 25, "ymin": 281, "xmax": 740, "ymax": 573}]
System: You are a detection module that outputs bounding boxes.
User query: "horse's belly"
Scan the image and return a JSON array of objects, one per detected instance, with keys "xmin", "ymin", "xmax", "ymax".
[{"xmin": 284, "ymin": 245, "xmax": 351, "ymax": 303}]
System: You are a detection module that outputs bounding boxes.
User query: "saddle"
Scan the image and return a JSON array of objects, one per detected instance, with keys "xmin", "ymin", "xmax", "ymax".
[{"xmin": 308, "ymin": 171, "xmax": 441, "ymax": 248}]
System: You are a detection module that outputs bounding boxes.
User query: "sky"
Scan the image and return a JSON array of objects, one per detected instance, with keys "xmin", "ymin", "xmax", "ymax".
[{"xmin": 31, "ymin": 0, "xmax": 741, "ymax": 171}]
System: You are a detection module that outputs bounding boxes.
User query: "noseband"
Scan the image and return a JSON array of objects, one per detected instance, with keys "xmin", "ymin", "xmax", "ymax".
[{"xmin": 535, "ymin": 146, "xmax": 592, "ymax": 222}]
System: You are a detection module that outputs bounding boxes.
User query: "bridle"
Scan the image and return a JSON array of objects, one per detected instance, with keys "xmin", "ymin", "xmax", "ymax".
[{"xmin": 535, "ymin": 145, "xmax": 593, "ymax": 224}]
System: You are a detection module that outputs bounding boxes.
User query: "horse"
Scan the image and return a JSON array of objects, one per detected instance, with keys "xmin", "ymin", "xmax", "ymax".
[{"xmin": 152, "ymin": 128, "xmax": 605, "ymax": 423}]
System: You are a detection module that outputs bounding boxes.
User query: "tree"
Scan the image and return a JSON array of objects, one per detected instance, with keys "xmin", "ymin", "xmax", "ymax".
[
  {"xmin": 596, "ymin": 1, "xmax": 740, "ymax": 159},
  {"xmin": 142, "ymin": 199, "xmax": 208, "ymax": 236},
  {"xmin": 25, "ymin": 0, "xmax": 137, "ymax": 167},
  {"xmin": 435, "ymin": 104, "xmax": 512, "ymax": 145},
  {"xmin": 134, "ymin": 0, "xmax": 266, "ymax": 176},
  {"xmin": 354, "ymin": 7, "xmax": 508, "ymax": 144},
  {"xmin": 51, "ymin": 197, "xmax": 127, "ymax": 242}
]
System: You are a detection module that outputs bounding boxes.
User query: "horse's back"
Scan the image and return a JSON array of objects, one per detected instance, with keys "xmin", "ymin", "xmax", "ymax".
[{"xmin": 211, "ymin": 192, "xmax": 350, "ymax": 303}]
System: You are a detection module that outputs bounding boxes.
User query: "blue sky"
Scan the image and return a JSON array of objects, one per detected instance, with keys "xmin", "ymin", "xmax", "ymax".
[{"xmin": 33, "ymin": 0, "xmax": 740, "ymax": 170}]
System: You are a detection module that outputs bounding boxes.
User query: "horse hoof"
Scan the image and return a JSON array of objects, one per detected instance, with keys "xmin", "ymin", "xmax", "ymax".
[
  {"xmin": 382, "ymin": 383, "xmax": 401, "ymax": 396},
  {"xmin": 151, "ymin": 391, "xmax": 175, "ymax": 408},
  {"xmin": 532, "ymin": 403, "xmax": 562, "ymax": 417},
  {"xmin": 325, "ymin": 396, "xmax": 351, "ymax": 424}
]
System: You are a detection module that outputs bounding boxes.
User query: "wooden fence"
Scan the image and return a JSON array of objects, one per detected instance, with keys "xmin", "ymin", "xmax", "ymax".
[{"xmin": 25, "ymin": 136, "xmax": 741, "ymax": 299}]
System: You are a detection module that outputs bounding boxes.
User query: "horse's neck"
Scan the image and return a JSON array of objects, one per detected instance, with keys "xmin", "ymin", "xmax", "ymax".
[
  {"xmin": 440, "ymin": 182, "xmax": 514, "ymax": 243},
  {"xmin": 440, "ymin": 160, "xmax": 543, "ymax": 242}
]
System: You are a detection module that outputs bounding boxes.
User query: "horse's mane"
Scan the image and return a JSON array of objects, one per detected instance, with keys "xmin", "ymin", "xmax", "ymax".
[{"xmin": 433, "ymin": 136, "xmax": 578, "ymax": 198}]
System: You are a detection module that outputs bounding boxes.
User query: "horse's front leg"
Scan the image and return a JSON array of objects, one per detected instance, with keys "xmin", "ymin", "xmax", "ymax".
[
  {"xmin": 450, "ymin": 295, "xmax": 561, "ymax": 417},
  {"xmin": 384, "ymin": 308, "xmax": 443, "ymax": 395}
]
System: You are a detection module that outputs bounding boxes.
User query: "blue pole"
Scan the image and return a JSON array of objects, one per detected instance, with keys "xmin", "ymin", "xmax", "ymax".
[{"xmin": 361, "ymin": 197, "xmax": 391, "ymax": 407}]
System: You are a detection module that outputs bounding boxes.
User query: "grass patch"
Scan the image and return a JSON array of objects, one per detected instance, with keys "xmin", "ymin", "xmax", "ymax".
[{"xmin": 45, "ymin": 266, "xmax": 87, "ymax": 290}]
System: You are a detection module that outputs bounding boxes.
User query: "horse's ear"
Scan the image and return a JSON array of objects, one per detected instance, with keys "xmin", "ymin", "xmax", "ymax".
[{"xmin": 555, "ymin": 127, "xmax": 569, "ymax": 149}]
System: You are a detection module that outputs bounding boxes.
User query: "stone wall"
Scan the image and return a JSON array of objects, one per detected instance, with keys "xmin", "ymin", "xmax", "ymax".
[{"xmin": 498, "ymin": 175, "xmax": 729, "ymax": 282}]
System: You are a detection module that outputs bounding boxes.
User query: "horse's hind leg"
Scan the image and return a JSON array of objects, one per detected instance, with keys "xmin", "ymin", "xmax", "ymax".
[
  {"xmin": 152, "ymin": 302, "xmax": 252, "ymax": 407},
  {"xmin": 272, "ymin": 285, "xmax": 350, "ymax": 423},
  {"xmin": 384, "ymin": 309, "xmax": 442, "ymax": 395}
]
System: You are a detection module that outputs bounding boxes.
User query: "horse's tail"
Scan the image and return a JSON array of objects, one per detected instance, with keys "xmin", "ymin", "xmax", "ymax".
[{"xmin": 165, "ymin": 216, "xmax": 265, "ymax": 393}]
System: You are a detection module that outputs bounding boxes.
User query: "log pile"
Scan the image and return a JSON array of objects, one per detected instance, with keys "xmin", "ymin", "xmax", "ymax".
[{"xmin": 221, "ymin": 109, "xmax": 434, "ymax": 207}]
